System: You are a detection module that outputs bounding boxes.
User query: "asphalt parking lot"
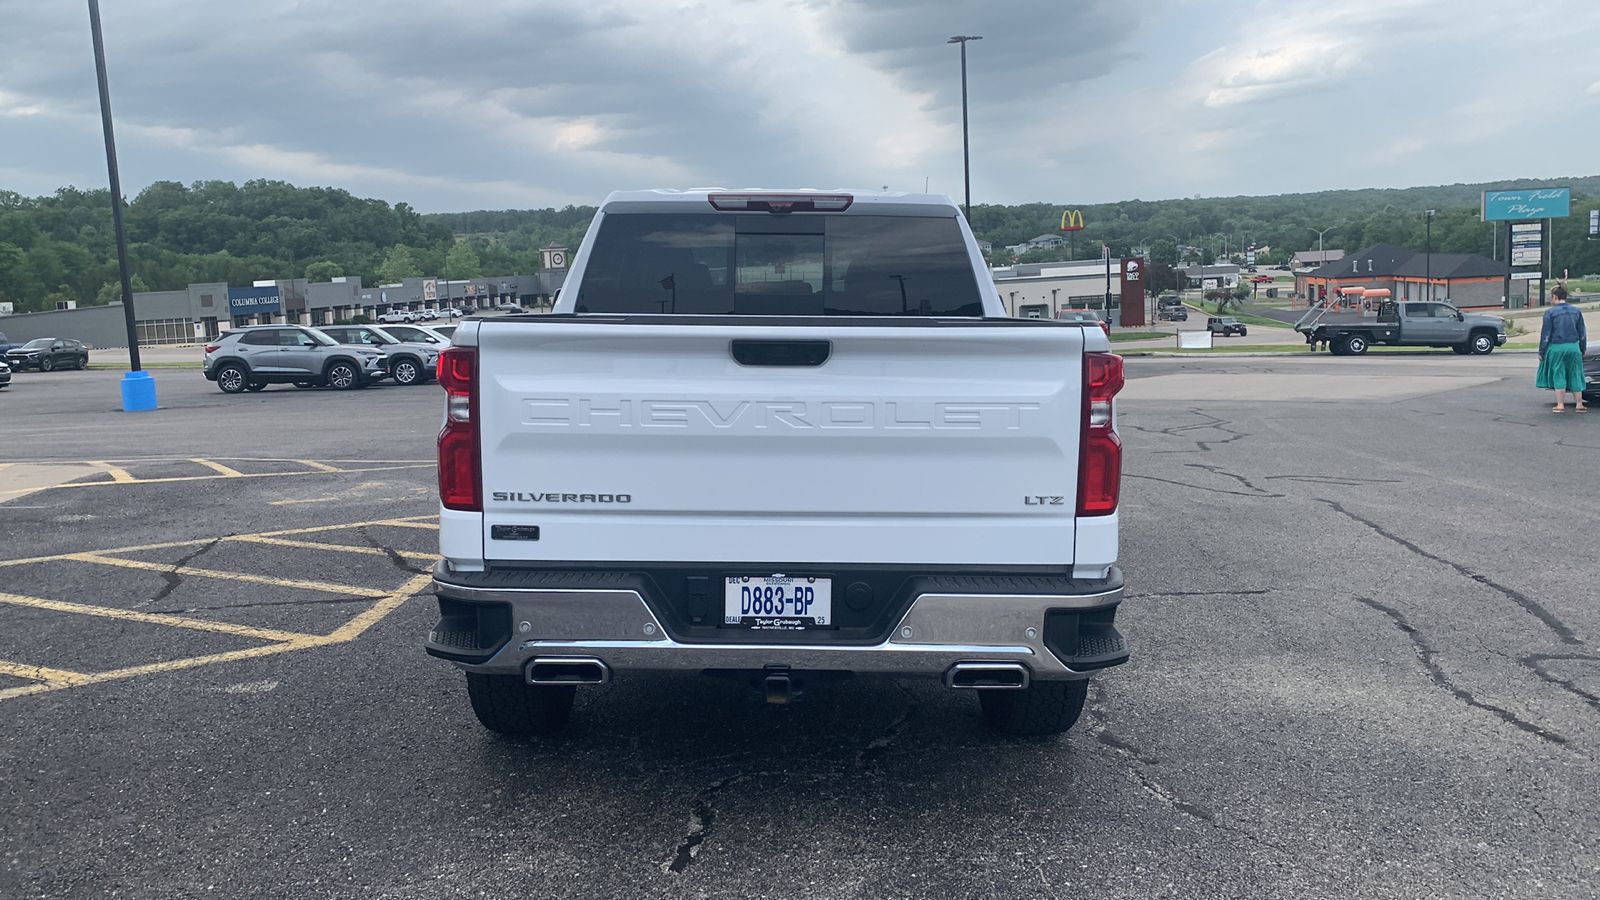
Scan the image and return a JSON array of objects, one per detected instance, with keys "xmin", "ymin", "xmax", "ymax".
[{"xmin": 2, "ymin": 356, "xmax": 1597, "ymax": 899}]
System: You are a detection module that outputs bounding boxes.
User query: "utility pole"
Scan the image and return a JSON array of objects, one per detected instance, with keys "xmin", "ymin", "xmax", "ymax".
[
  {"xmin": 1424, "ymin": 210, "xmax": 1435, "ymax": 302},
  {"xmin": 947, "ymin": 35, "xmax": 982, "ymax": 221},
  {"xmin": 88, "ymin": 0, "xmax": 155, "ymax": 411}
]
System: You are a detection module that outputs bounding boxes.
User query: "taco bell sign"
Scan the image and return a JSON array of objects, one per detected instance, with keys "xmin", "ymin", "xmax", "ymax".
[{"xmin": 1120, "ymin": 257, "xmax": 1146, "ymax": 326}]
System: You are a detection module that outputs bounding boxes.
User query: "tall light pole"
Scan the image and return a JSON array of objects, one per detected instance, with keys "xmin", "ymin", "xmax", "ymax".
[
  {"xmin": 1424, "ymin": 210, "xmax": 1435, "ymax": 303},
  {"xmin": 88, "ymin": 0, "xmax": 155, "ymax": 411},
  {"xmin": 948, "ymin": 35, "xmax": 981, "ymax": 221}
]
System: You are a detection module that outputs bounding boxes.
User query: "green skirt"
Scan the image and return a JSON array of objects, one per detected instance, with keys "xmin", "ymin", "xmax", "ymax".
[{"xmin": 1536, "ymin": 342, "xmax": 1587, "ymax": 391}]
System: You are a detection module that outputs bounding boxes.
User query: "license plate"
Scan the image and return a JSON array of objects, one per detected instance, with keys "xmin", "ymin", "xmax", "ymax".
[{"xmin": 724, "ymin": 575, "xmax": 831, "ymax": 629}]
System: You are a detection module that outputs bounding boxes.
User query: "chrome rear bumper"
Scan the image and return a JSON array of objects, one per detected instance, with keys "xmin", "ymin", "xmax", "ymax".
[{"xmin": 428, "ymin": 564, "xmax": 1127, "ymax": 683}]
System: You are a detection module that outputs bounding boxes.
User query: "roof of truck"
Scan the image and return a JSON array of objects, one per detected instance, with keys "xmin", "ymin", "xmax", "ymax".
[{"xmin": 598, "ymin": 188, "xmax": 961, "ymax": 216}]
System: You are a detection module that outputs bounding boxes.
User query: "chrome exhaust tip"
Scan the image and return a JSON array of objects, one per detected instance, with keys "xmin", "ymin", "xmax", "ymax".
[
  {"xmin": 526, "ymin": 657, "xmax": 611, "ymax": 685},
  {"xmin": 944, "ymin": 662, "xmax": 1030, "ymax": 690}
]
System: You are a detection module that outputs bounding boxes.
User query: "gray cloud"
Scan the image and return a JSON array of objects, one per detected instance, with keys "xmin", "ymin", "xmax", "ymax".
[{"xmin": 1, "ymin": 0, "xmax": 1596, "ymax": 212}]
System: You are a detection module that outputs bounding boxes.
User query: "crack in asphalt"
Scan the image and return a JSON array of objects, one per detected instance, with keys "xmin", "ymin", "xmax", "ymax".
[
  {"xmin": 146, "ymin": 595, "xmax": 373, "ymax": 614},
  {"xmin": 1128, "ymin": 589, "xmax": 1272, "ymax": 599},
  {"xmin": 666, "ymin": 776, "xmax": 733, "ymax": 873},
  {"xmin": 1321, "ymin": 499, "xmax": 1582, "ymax": 646},
  {"xmin": 1468, "ymin": 409, "xmax": 1538, "ymax": 428},
  {"xmin": 358, "ymin": 526, "xmax": 430, "ymax": 575},
  {"xmin": 1184, "ymin": 464, "xmax": 1285, "ymax": 497},
  {"xmin": 1263, "ymin": 474, "xmax": 1404, "ymax": 487},
  {"xmin": 1519, "ymin": 653, "xmax": 1600, "ymax": 713},
  {"xmin": 1124, "ymin": 473, "xmax": 1274, "ymax": 498},
  {"xmin": 1123, "ymin": 409, "xmax": 1252, "ymax": 454},
  {"xmin": 146, "ymin": 538, "xmax": 222, "ymax": 606},
  {"xmin": 1356, "ymin": 596, "xmax": 1567, "ymax": 746},
  {"xmin": 856, "ymin": 707, "xmax": 910, "ymax": 768}
]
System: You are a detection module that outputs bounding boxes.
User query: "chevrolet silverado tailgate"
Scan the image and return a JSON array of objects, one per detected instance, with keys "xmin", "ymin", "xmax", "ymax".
[{"xmin": 474, "ymin": 319, "xmax": 1086, "ymax": 566}]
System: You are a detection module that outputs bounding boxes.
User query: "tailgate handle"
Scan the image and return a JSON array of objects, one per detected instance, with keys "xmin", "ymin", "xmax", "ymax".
[{"xmin": 730, "ymin": 340, "xmax": 831, "ymax": 367}]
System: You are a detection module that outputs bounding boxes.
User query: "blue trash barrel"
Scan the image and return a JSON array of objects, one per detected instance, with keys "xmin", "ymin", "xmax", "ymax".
[{"xmin": 121, "ymin": 370, "xmax": 158, "ymax": 412}]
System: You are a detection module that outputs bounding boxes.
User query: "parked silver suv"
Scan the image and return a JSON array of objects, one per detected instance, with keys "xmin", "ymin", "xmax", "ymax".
[
  {"xmin": 203, "ymin": 326, "xmax": 385, "ymax": 393},
  {"xmin": 319, "ymin": 324, "xmax": 440, "ymax": 386}
]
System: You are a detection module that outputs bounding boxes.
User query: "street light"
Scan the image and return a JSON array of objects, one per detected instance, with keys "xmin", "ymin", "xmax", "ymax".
[
  {"xmin": 947, "ymin": 35, "xmax": 981, "ymax": 221},
  {"xmin": 1310, "ymin": 226, "xmax": 1333, "ymax": 259},
  {"xmin": 1424, "ymin": 210, "xmax": 1436, "ymax": 303}
]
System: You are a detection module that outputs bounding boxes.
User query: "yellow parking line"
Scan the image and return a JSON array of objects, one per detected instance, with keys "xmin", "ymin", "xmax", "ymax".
[
  {"xmin": 0, "ymin": 640, "xmax": 323, "ymax": 702},
  {"xmin": 88, "ymin": 461, "xmax": 135, "ymax": 483},
  {"xmin": 295, "ymin": 460, "xmax": 344, "ymax": 473},
  {"xmin": 63, "ymin": 554, "xmax": 393, "ymax": 598},
  {"xmin": 229, "ymin": 534, "xmax": 442, "ymax": 561},
  {"xmin": 0, "ymin": 591, "xmax": 318, "ymax": 643},
  {"xmin": 0, "ymin": 659, "xmax": 94, "ymax": 685},
  {"xmin": 0, "ymin": 538, "xmax": 216, "ymax": 569},
  {"xmin": 45, "ymin": 463, "xmax": 434, "ymax": 489},
  {"xmin": 191, "ymin": 458, "xmax": 245, "ymax": 478},
  {"xmin": 0, "ymin": 574, "xmax": 434, "ymax": 703},
  {"xmin": 327, "ymin": 574, "xmax": 433, "ymax": 641}
]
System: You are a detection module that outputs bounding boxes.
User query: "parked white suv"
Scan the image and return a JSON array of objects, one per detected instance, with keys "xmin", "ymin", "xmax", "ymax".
[{"xmin": 426, "ymin": 189, "xmax": 1128, "ymax": 737}]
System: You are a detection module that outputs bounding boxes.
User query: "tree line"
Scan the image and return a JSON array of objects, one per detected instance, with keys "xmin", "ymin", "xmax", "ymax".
[{"xmin": 2, "ymin": 176, "xmax": 1598, "ymax": 314}]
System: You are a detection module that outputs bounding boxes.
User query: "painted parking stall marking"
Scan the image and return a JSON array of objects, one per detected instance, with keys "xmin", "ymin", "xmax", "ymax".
[{"xmin": 0, "ymin": 516, "xmax": 438, "ymax": 703}]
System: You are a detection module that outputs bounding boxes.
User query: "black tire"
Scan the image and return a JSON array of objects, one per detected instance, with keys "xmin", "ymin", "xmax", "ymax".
[
  {"xmin": 216, "ymin": 364, "xmax": 248, "ymax": 394},
  {"xmin": 1238, "ymin": 328, "xmax": 1248, "ymax": 336},
  {"xmin": 39, "ymin": 356, "xmax": 54, "ymax": 372},
  {"xmin": 1470, "ymin": 332, "xmax": 1496, "ymax": 355},
  {"xmin": 980, "ymin": 679, "xmax": 1089, "ymax": 736},
  {"xmin": 325, "ymin": 361, "xmax": 359, "ymax": 390},
  {"xmin": 1344, "ymin": 334, "xmax": 1369, "ymax": 355},
  {"xmin": 1451, "ymin": 343, "xmax": 1471, "ymax": 354},
  {"xmin": 245, "ymin": 382, "xmax": 267, "ymax": 392},
  {"xmin": 465, "ymin": 673, "xmax": 575, "ymax": 735},
  {"xmin": 391, "ymin": 356, "xmax": 423, "ymax": 386}
]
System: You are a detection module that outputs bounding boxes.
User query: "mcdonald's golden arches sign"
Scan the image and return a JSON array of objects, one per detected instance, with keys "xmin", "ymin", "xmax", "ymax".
[{"xmin": 1059, "ymin": 209, "xmax": 1085, "ymax": 232}]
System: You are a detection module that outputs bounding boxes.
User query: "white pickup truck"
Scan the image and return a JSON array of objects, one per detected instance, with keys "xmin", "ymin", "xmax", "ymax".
[{"xmin": 426, "ymin": 189, "xmax": 1128, "ymax": 737}]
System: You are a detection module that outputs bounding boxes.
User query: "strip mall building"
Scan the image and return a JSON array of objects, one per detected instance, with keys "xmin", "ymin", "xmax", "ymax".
[{"xmin": 1295, "ymin": 243, "xmax": 1512, "ymax": 310}]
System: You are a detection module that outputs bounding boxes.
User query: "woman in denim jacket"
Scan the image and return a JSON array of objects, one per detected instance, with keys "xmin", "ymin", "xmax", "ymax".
[{"xmin": 1536, "ymin": 285, "xmax": 1587, "ymax": 412}]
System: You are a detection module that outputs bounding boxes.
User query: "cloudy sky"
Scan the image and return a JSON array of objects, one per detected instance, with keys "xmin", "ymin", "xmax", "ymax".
[{"xmin": 3, "ymin": 0, "xmax": 1598, "ymax": 213}]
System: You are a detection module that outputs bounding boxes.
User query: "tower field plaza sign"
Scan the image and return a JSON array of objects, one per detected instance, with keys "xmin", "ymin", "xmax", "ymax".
[{"xmin": 1481, "ymin": 188, "xmax": 1570, "ymax": 221}]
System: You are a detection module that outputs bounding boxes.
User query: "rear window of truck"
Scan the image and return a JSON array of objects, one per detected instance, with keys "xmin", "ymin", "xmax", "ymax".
[{"xmin": 573, "ymin": 214, "xmax": 984, "ymax": 317}]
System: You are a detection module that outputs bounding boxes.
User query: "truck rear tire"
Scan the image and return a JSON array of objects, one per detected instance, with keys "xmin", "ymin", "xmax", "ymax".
[
  {"xmin": 465, "ymin": 672, "xmax": 575, "ymax": 735},
  {"xmin": 979, "ymin": 679, "xmax": 1088, "ymax": 736},
  {"xmin": 1343, "ymin": 335, "xmax": 1368, "ymax": 355}
]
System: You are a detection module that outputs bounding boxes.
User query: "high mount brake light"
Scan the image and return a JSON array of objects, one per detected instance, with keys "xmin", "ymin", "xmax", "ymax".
[
  {"xmin": 1077, "ymin": 351, "xmax": 1124, "ymax": 517},
  {"xmin": 707, "ymin": 193, "xmax": 853, "ymax": 213},
  {"xmin": 436, "ymin": 347, "xmax": 481, "ymax": 511}
]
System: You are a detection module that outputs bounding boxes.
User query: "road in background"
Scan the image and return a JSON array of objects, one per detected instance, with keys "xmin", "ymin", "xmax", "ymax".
[{"xmin": 1, "ymin": 356, "xmax": 1596, "ymax": 899}]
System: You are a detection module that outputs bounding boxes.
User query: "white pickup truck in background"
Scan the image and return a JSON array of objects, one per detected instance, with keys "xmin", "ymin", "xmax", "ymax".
[{"xmin": 426, "ymin": 189, "xmax": 1128, "ymax": 736}]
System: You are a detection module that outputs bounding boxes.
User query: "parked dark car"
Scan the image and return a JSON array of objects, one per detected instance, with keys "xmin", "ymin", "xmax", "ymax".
[
  {"xmin": 6, "ymin": 338, "xmax": 90, "ymax": 371},
  {"xmin": 1158, "ymin": 306, "xmax": 1188, "ymax": 321},
  {"xmin": 1206, "ymin": 316, "xmax": 1248, "ymax": 337}
]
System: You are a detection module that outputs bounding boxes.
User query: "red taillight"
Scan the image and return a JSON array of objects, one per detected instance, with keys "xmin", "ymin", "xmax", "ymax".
[
  {"xmin": 204, "ymin": 344, "xmax": 219, "ymax": 354},
  {"xmin": 437, "ymin": 347, "xmax": 480, "ymax": 511},
  {"xmin": 1077, "ymin": 351, "xmax": 1124, "ymax": 516},
  {"xmin": 707, "ymin": 193, "xmax": 853, "ymax": 212}
]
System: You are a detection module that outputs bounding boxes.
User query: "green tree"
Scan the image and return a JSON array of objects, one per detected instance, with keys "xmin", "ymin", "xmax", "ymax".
[
  {"xmin": 443, "ymin": 241, "xmax": 481, "ymax": 279},
  {"xmin": 376, "ymin": 245, "xmax": 421, "ymax": 284},
  {"xmin": 304, "ymin": 260, "xmax": 344, "ymax": 282},
  {"xmin": 95, "ymin": 274, "xmax": 150, "ymax": 305}
]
